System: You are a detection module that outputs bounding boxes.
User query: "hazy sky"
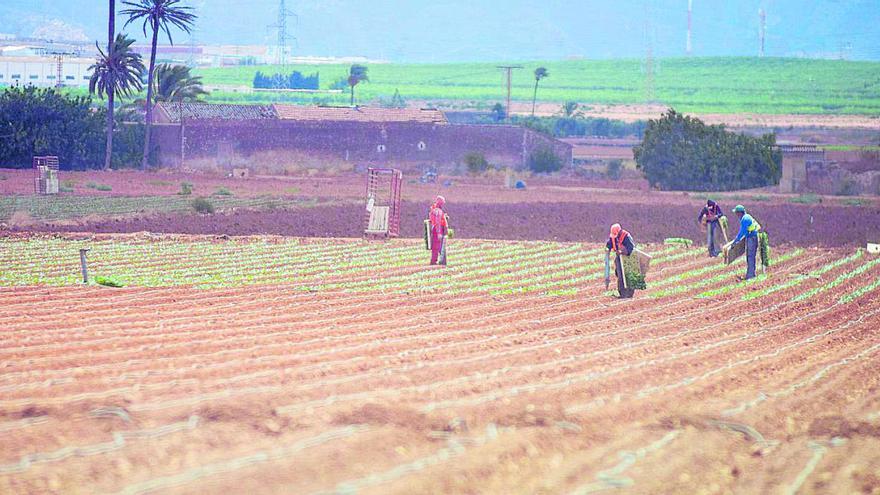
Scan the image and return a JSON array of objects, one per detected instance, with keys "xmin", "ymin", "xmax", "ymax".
[{"xmin": 1, "ymin": 0, "xmax": 878, "ymax": 61}]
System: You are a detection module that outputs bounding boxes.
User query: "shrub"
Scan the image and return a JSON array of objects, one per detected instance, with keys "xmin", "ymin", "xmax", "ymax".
[
  {"xmin": 0, "ymin": 175, "xmax": 6, "ymax": 180},
  {"xmin": 464, "ymin": 152, "xmax": 489, "ymax": 175},
  {"xmin": 634, "ymin": 109, "xmax": 782, "ymax": 191},
  {"xmin": 213, "ymin": 187, "xmax": 233, "ymax": 196},
  {"xmin": 835, "ymin": 177, "xmax": 858, "ymax": 196},
  {"xmin": 86, "ymin": 182, "xmax": 98, "ymax": 189},
  {"xmin": 528, "ymin": 146, "xmax": 563, "ymax": 173},
  {"xmin": 179, "ymin": 182, "xmax": 193, "ymax": 196},
  {"xmin": 192, "ymin": 197, "xmax": 214, "ymax": 214},
  {"xmin": 95, "ymin": 184, "xmax": 112, "ymax": 191},
  {"xmin": 790, "ymin": 193, "xmax": 822, "ymax": 204},
  {"xmin": 59, "ymin": 180, "xmax": 76, "ymax": 192},
  {"xmin": 605, "ymin": 159, "xmax": 623, "ymax": 180}
]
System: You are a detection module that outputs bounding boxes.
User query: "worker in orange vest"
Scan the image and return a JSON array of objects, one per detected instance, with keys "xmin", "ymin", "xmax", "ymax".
[
  {"xmin": 605, "ymin": 223, "xmax": 636, "ymax": 298},
  {"xmin": 428, "ymin": 195, "xmax": 449, "ymax": 265}
]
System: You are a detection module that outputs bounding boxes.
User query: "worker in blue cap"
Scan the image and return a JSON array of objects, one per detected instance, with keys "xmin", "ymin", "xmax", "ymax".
[{"xmin": 732, "ymin": 205, "xmax": 761, "ymax": 280}]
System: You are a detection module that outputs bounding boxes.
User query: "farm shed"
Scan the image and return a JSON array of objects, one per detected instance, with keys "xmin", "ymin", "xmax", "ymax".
[
  {"xmin": 779, "ymin": 144, "xmax": 880, "ymax": 196},
  {"xmin": 150, "ymin": 103, "xmax": 572, "ymax": 172}
]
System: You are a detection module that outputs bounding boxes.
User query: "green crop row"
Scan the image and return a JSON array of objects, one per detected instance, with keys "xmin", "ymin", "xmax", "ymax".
[
  {"xmin": 840, "ymin": 276, "xmax": 880, "ymax": 304},
  {"xmin": 791, "ymin": 257, "xmax": 880, "ymax": 303},
  {"xmin": 741, "ymin": 250, "xmax": 865, "ymax": 301},
  {"xmin": 658, "ymin": 248, "xmax": 805, "ymax": 299}
]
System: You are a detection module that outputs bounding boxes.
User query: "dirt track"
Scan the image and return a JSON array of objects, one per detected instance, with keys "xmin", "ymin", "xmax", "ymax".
[{"xmin": 1, "ymin": 237, "xmax": 879, "ymax": 494}]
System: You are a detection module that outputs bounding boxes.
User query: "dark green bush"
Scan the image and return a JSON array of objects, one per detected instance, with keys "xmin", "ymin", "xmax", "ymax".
[
  {"xmin": 464, "ymin": 152, "xmax": 489, "ymax": 175},
  {"xmin": 606, "ymin": 159, "xmax": 623, "ymax": 180},
  {"xmin": 528, "ymin": 146, "xmax": 563, "ymax": 173},
  {"xmin": 634, "ymin": 109, "xmax": 782, "ymax": 191},
  {"xmin": 192, "ymin": 197, "xmax": 214, "ymax": 214}
]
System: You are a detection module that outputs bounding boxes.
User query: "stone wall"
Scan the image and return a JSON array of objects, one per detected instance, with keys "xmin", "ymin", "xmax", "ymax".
[{"xmin": 151, "ymin": 120, "xmax": 572, "ymax": 172}]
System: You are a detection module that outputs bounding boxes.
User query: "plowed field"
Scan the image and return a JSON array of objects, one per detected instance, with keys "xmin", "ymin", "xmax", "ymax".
[{"xmin": 1, "ymin": 234, "xmax": 879, "ymax": 494}]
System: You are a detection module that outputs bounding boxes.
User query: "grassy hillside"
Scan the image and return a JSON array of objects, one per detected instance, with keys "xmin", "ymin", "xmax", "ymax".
[{"xmin": 194, "ymin": 57, "xmax": 880, "ymax": 115}]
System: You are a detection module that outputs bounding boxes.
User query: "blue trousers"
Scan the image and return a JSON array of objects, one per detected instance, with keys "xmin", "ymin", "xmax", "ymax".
[
  {"xmin": 707, "ymin": 221, "xmax": 720, "ymax": 257},
  {"xmin": 746, "ymin": 235, "xmax": 758, "ymax": 280}
]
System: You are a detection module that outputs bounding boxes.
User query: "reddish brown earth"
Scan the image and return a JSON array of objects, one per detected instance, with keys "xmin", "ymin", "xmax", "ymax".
[
  {"xmin": 26, "ymin": 199, "xmax": 880, "ymax": 247},
  {"xmin": 1, "ymin": 240, "xmax": 879, "ymax": 494}
]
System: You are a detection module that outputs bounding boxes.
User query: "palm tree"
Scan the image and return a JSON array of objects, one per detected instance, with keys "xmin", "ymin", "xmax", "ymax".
[
  {"xmin": 153, "ymin": 63, "xmax": 208, "ymax": 102},
  {"xmin": 532, "ymin": 67, "xmax": 549, "ymax": 116},
  {"xmin": 89, "ymin": 34, "xmax": 145, "ymax": 170},
  {"xmin": 121, "ymin": 0, "xmax": 196, "ymax": 169},
  {"xmin": 348, "ymin": 64, "xmax": 369, "ymax": 106},
  {"xmin": 561, "ymin": 101, "xmax": 581, "ymax": 118}
]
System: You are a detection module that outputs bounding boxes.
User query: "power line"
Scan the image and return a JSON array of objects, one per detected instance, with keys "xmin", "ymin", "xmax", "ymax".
[
  {"xmin": 268, "ymin": 0, "xmax": 297, "ymax": 66},
  {"xmin": 496, "ymin": 65, "xmax": 523, "ymax": 120}
]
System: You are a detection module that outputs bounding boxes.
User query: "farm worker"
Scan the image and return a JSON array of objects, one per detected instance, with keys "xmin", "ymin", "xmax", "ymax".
[
  {"xmin": 698, "ymin": 199, "xmax": 726, "ymax": 258},
  {"xmin": 429, "ymin": 195, "xmax": 449, "ymax": 266},
  {"xmin": 732, "ymin": 205, "xmax": 762, "ymax": 280},
  {"xmin": 605, "ymin": 223, "xmax": 636, "ymax": 299}
]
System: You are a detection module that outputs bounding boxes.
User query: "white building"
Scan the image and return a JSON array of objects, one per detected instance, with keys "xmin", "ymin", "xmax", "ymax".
[{"xmin": 0, "ymin": 56, "xmax": 94, "ymax": 88}]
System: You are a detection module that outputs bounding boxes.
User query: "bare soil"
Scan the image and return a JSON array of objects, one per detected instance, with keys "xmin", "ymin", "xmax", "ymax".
[{"xmin": 1, "ymin": 238, "xmax": 879, "ymax": 494}]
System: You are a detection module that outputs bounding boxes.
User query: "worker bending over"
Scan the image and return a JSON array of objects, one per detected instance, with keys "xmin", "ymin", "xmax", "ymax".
[
  {"xmin": 428, "ymin": 195, "xmax": 449, "ymax": 266},
  {"xmin": 732, "ymin": 204, "xmax": 761, "ymax": 280},
  {"xmin": 605, "ymin": 223, "xmax": 636, "ymax": 299},
  {"xmin": 698, "ymin": 199, "xmax": 726, "ymax": 258}
]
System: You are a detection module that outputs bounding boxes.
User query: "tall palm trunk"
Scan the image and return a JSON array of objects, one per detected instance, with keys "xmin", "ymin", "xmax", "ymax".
[
  {"xmin": 142, "ymin": 23, "xmax": 159, "ymax": 170},
  {"xmin": 104, "ymin": 90, "xmax": 115, "ymax": 170},
  {"xmin": 104, "ymin": 0, "xmax": 115, "ymax": 170},
  {"xmin": 350, "ymin": 84, "xmax": 355, "ymax": 106},
  {"xmin": 532, "ymin": 79, "xmax": 539, "ymax": 116},
  {"xmin": 108, "ymin": 0, "xmax": 115, "ymax": 50}
]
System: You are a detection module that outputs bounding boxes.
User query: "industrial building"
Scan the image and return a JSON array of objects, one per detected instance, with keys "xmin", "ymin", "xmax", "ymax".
[{"xmin": 0, "ymin": 55, "xmax": 94, "ymax": 88}]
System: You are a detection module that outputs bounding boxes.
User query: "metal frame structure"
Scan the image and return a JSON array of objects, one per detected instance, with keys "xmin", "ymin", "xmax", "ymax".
[
  {"xmin": 33, "ymin": 156, "xmax": 60, "ymax": 195},
  {"xmin": 364, "ymin": 167, "xmax": 402, "ymax": 238}
]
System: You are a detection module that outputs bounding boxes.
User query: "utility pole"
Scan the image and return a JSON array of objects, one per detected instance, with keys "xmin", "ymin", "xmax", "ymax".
[
  {"xmin": 759, "ymin": 8, "xmax": 766, "ymax": 57},
  {"xmin": 644, "ymin": 1, "xmax": 655, "ymax": 102},
  {"xmin": 686, "ymin": 0, "xmax": 692, "ymax": 56},
  {"xmin": 496, "ymin": 65, "xmax": 523, "ymax": 120}
]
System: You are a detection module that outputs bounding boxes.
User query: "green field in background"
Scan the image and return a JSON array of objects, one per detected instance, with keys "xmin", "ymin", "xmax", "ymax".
[{"xmin": 194, "ymin": 57, "xmax": 880, "ymax": 115}]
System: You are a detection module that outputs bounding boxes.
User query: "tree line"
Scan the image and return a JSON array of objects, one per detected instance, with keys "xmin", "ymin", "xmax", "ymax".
[{"xmin": 253, "ymin": 70, "xmax": 319, "ymax": 90}]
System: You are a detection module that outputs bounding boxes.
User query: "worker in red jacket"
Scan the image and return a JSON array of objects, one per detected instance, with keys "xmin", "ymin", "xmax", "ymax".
[
  {"xmin": 429, "ymin": 195, "xmax": 449, "ymax": 265},
  {"xmin": 605, "ymin": 223, "xmax": 636, "ymax": 298}
]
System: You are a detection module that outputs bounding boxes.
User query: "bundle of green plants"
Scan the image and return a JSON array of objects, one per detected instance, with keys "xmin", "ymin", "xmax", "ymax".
[
  {"xmin": 95, "ymin": 276, "xmax": 124, "ymax": 288},
  {"xmin": 759, "ymin": 232, "xmax": 771, "ymax": 267},
  {"xmin": 179, "ymin": 182, "xmax": 194, "ymax": 196},
  {"xmin": 213, "ymin": 187, "xmax": 233, "ymax": 196},
  {"xmin": 625, "ymin": 270, "xmax": 647, "ymax": 290},
  {"xmin": 664, "ymin": 238, "xmax": 693, "ymax": 247}
]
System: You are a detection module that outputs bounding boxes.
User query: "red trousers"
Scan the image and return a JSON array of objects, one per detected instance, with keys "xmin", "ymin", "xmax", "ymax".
[{"xmin": 430, "ymin": 229, "xmax": 446, "ymax": 265}]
